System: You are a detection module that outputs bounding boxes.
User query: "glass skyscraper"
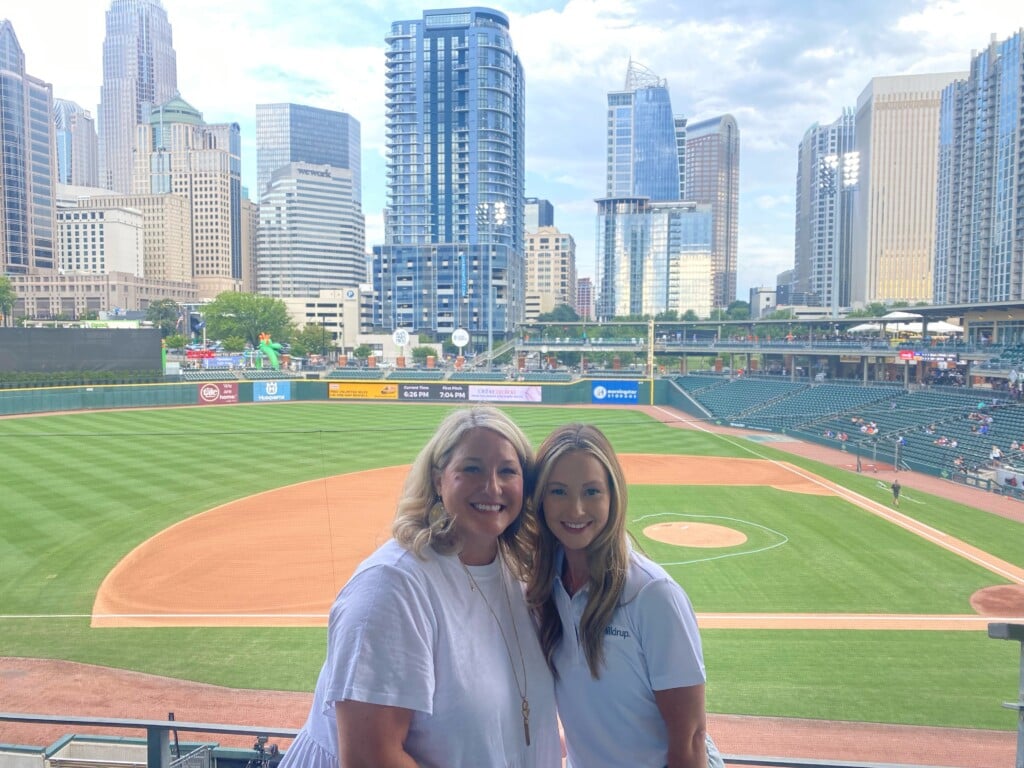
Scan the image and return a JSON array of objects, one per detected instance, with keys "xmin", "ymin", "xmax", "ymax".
[
  {"xmin": 935, "ymin": 31, "xmax": 1023, "ymax": 304},
  {"xmin": 255, "ymin": 104, "xmax": 361, "ymax": 202},
  {"xmin": 54, "ymin": 99, "xmax": 99, "ymax": 187},
  {"xmin": 98, "ymin": 0, "xmax": 177, "ymax": 194},
  {"xmin": 596, "ymin": 198, "xmax": 711, "ymax": 319},
  {"xmin": 598, "ymin": 62, "xmax": 718, "ymax": 319},
  {"xmin": 373, "ymin": 7, "xmax": 525, "ymax": 343},
  {"xmin": 793, "ymin": 110, "xmax": 856, "ymax": 312},
  {"xmin": 606, "ymin": 61, "xmax": 681, "ymax": 202},
  {"xmin": 0, "ymin": 20, "xmax": 56, "ymax": 275}
]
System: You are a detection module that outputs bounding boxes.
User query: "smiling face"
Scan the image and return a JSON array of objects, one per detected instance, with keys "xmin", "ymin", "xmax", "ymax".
[
  {"xmin": 433, "ymin": 427, "xmax": 525, "ymax": 565},
  {"xmin": 541, "ymin": 449, "xmax": 612, "ymax": 557}
]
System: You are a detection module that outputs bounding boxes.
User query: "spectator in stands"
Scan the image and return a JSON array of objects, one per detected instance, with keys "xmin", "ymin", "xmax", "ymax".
[
  {"xmin": 280, "ymin": 407, "xmax": 559, "ymax": 768},
  {"xmin": 1011, "ymin": 440, "xmax": 1020, "ymax": 452},
  {"xmin": 525, "ymin": 423, "xmax": 723, "ymax": 768},
  {"xmin": 991, "ymin": 445, "xmax": 1003, "ymax": 466}
]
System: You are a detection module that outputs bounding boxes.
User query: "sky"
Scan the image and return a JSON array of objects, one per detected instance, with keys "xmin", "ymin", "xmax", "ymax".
[{"xmin": 5, "ymin": 0, "xmax": 1021, "ymax": 301}]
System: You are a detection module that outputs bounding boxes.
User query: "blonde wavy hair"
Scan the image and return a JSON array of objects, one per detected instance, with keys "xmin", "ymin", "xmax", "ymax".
[
  {"xmin": 526, "ymin": 423, "xmax": 630, "ymax": 679},
  {"xmin": 392, "ymin": 406, "xmax": 535, "ymax": 575}
]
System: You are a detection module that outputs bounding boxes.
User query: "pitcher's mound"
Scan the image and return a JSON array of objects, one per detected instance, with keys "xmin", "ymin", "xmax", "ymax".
[
  {"xmin": 970, "ymin": 584, "xmax": 1024, "ymax": 616},
  {"xmin": 643, "ymin": 522, "xmax": 747, "ymax": 548}
]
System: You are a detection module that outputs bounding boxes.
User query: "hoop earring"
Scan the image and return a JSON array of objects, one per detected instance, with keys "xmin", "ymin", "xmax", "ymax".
[{"xmin": 428, "ymin": 496, "xmax": 450, "ymax": 528}]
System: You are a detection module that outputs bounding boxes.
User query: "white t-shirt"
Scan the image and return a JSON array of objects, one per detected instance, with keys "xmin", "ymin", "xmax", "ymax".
[
  {"xmin": 283, "ymin": 539, "xmax": 560, "ymax": 768},
  {"xmin": 552, "ymin": 550, "xmax": 706, "ymax": 768}
]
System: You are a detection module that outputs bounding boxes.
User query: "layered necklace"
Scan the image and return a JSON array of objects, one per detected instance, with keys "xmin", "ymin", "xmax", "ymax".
[{"xmin": 460, "ymin": 556, "xmax": 531, "ymax": 746}]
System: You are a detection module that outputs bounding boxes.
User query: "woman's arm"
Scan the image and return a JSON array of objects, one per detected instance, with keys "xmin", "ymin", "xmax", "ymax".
[
  {"xmin": 654, "ymin": 683, "xmax": 708, "ymax": 768},
  {"xmin": 336, "ymin": 700, "xmax": 418, "ymax": 768}
]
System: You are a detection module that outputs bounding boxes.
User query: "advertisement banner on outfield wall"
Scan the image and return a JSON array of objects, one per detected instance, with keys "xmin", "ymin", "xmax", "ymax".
[
  {"xmin": 328, "ymin": 382, "xmax": 399, "ymax": 400},
  {"xmin": 468, "ymin": 385, "xmax": 542, "ymax": 403},
  {"xmin": 254, "ymin": 381, "xmax": 292, "ymax": 402},
  {"xmin": 590, "ymin": 381, "xmax": 639, "ymax": 405},
  {"xmin": 198, "ymin": 382, "xmax": 238, "ymax": 405}
]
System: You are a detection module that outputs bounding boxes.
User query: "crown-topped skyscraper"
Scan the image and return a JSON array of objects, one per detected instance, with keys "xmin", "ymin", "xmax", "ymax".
[{"xmin": 98, "ymin": 0, "xmax": 177, "ymax": 194}]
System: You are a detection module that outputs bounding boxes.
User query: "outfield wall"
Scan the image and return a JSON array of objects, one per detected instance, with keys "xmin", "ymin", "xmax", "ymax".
[{"xmin": 0, "ymin": 377, "xmax": 659, "ymax": 415}]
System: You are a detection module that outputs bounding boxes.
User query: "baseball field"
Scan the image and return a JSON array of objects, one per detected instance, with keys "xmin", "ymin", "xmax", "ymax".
[{"xmin": 1, "ymin": 401, "xmax": 1021, "ymax": 734}]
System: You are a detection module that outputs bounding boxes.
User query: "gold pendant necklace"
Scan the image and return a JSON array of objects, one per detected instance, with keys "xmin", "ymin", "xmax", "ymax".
[{"xmin": 460, "ymin": 557, "xmax": 531, "ymax": 746}]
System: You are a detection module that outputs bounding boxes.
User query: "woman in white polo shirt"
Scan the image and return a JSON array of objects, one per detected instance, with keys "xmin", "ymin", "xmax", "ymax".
[{"xmin": 526, "ymin": 423, "xmax": 723, "ymax": 768}]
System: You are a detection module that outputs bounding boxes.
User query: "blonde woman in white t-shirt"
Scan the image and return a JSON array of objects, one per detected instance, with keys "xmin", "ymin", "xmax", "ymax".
[{"xmin": 281, "ymin": 407, "xmax": 560, "ymax": 768}]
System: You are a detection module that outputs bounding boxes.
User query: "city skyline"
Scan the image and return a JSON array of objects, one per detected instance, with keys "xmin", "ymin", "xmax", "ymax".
[{"xmin": 5, "ymin": 0, "xmax": 1020, "ymax": 302}]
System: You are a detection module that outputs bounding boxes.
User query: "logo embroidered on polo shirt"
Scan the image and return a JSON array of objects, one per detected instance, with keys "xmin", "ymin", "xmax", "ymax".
[{"xmin": 604, "ymin": 625, "xmax": 630, "ymax": 638}]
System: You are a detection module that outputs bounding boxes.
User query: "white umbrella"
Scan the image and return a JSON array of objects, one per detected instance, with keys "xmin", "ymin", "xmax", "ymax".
[
  {"xmin": 881, "ymin": 310, "xmax": 923, "ymax": 321},
  {"xmin": 847, "ymin": 323, "xmax": 881, "ymax": 333},
  {"xmin": 925, "ymin": 320, "xmax": 963, "ymax": 334}
]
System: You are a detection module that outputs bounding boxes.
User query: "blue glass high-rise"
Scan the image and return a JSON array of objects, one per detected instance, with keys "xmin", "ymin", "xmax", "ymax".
[
  {"xmin": 373, "ymin": 7, "xmax": 525, "ymax": 349},
  {"xmin": 606, "ymin": 62, "xmax": 680, "ymax": 202},
  {"xmin": 0, "ymin": 21, "xmax": 56, "ymax": 275},
  {"xmin": 936, "ymin": 31, "xmax": 1023, "ymax": 305},
  {"xmin": 255, "ymin": 104, "xmax": 361, "ymax": 203}
]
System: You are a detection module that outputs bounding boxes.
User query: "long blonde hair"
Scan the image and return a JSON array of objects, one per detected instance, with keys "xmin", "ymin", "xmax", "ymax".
[
  {"xmin": 392, "ymin": 406, "xmax": 535, "ymax": 575},
  {"xmin": 526, "ymin": 423, "xmax": 629, "ymax": 678}
]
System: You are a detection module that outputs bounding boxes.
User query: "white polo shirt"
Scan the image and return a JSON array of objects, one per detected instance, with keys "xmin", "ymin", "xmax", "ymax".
[{"xmin": 552, "ymin": 549, "xmax": 706, "ymax": 768}]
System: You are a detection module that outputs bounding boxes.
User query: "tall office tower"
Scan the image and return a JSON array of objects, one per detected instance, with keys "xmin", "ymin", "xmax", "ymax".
[
  {"xmin": 684, "ymin": 115, "xmax": 740, "ymax": 308},
  {"xmin": 240, "ymin": 196, "xmax": 258, "ymax": 292},
  {"xmin": 935, "ymin": 31, "xmax": 1024, "ymax": 304},
  {"xmin": 525, "ymin": 197, "xmax": 554, "ymax": 232},
  {"xmin": 373, "ymin": 7, "xmax": 525, "ymax": 344},
  {"xmin": 595, "ymin": 199, "xmax": 712, "ymax": 319},
  {"xmin": 523, "ymin": 226, "xmax": 576, "ymax": 321},
  {"xmin": 134, "ymin": 95, "xmax": 242, "ymax": 298},
  {"xmin": 0, "ymin": 20, "xmax": 57, "ymax": 274},
  {"xmin": 850, "ymin": 72, "xmax": 964, "ymax": 305},
  {"xmin": 793, "ymin": 109, "xmax": 857, "ymax": 313},
  {"xmin": 255, "ymin": 103, "xmax": 361, "ymax": 202},
  {"xmin": 575, "ymin": 276, "xmax": 594, "ymax": 321},
  {"xmin": 54, "ymin": 99, "xmax": 99, "ymax": 187},
  {"xmin": 257, "ymin": 163, "xmax": 365, "ymax": 297},
  {"xmin": 606, "ymin": 61, "xmax": 681, "ymax": 201},
  {"xmin": 98, "ymin": 0, "xmax": 177, "ymax": 194}
]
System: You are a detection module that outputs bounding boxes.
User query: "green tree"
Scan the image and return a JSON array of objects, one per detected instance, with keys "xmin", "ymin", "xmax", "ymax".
[
  {"xmin": 726, "ymin": 300, "xmax": 750, "ymax": 320},
  {"xmin": 221, "ymin": 336, "xmax": 247, "ymax": 353},
  {"xmin": 146, "ymin": 298, "xmax": 182, "ymax": 337},
  {"xmin": 680, "ymin": 310, "xmax": 699, "ymax": 322},
  {"xmin": 0, "ymin": 276, "xmax": 16, "ymax": 327},
  {"xmin": 353, "ymin": 344, "xmax": 373, "ymax": 360},
  {"xmin": 291, "ymin": 323, "xmax": 330, "ymax": 357},
  {"xmin": 165, "ymin": 333, "xmax": 187, "ymax": 350},
  {"xmin": 203, "ymin": 292, "xmax": 294, "ymax": 347},
  {"xmin": 535, "ymin": 304, "xmax": 580, "ymax": 323},
  {"xmin": 412, "ymin": 345, "xmax": 435, "ymax": 363}
]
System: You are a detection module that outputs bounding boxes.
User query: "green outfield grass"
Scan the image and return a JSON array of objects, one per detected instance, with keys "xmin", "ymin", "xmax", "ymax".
[{"xmin": 0, "ymin": 402, "xmax": 1021, "ymax": 730}]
